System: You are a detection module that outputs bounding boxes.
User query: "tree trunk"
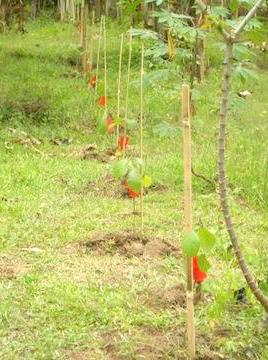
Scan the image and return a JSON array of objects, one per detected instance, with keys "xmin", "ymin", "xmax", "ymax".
[{"xmin": 218, "ymin": 40, "xmax": 268, "ymax": 313}]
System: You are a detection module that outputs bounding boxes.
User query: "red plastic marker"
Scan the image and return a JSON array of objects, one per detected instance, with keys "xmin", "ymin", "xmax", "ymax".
[{"xmin": 193, "ymin": 256, "xmax": 207, "ymax": 283}]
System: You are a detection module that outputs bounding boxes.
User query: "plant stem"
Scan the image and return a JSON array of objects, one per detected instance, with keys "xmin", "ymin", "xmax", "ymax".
[
  {"xmin": 182, "ymin": 84, "xmax": 195, "ymax": 359},
  {"xmin": 218, "ymin": 40, "xmax": 268, "ymax": 312}
]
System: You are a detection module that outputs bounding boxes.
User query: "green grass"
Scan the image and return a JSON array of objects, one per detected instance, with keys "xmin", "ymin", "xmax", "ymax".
[{"xmin": 0, "ymin": 16, "xmax": 268, "ymax": 359}]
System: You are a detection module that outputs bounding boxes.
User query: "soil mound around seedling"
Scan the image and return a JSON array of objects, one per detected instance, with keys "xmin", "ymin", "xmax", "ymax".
[
  {"xmin": 70, "ymin": 144, "xmax": 117, "ymax": 163},
  {"xmin": 82, "ymin": 230, "xmax": 179, "ymax": 258},
  {"xmin": 141, "ymin": 284, "xmax": 186, "ymax": 310},
  {"xmin": 0, "ymin": 257, "xmax": 25, "ymax": 280},
  {"xmin": 81, "ymin": 175, "xmax": 121, "ymax": 198}
]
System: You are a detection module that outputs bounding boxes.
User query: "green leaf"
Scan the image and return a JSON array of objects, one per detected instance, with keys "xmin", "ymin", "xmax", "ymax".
[
  {"xmin": 182, "ymin": 231, "xmax": 200, "ymax": 257},
  {"xmin": 97, "ymin": 112, "xmax": 107, "ymax": 134},
  {"xmin": 197, "ymin": 254, "xmax": 211, "ymax": 272},
  {"xmin": 229, "ymin": 0, "xmax": 239, "ymax": 12},
  {"xmin": 143, "ymin": 175, "xmax": 152, "ymax": 188},
  {"xmin": 112, "ymin": 159, "xmax": 129, "ymax": 179},
  {"xmin": 113, "ymin": 117, "xmax": 124, "ymax": 126},
  {"xmin": 127, "ymin": 169, "xmax": 143, "ymax": 192},
  {"xmin": 198, "ymin": 228, "xmax": 216, "ymax": 252}
]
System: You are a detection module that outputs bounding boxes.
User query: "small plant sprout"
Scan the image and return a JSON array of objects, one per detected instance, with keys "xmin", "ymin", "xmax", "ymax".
[{"xmin": 112, "ymin": 158, "xmax": 152, "ymax": 226}]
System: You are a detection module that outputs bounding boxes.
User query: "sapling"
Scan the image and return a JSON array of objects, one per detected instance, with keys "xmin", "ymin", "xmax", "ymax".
[
  {"xmin": 196, "ymin": 0, "xmax": 268, "ymax": 312},
  {"xmin": 181, "ymin": 84, "xmax": 195, "ymax": 359},
  {"xmin": 182, "ymin": 84, "xmax": 217, "ymax": 358}
]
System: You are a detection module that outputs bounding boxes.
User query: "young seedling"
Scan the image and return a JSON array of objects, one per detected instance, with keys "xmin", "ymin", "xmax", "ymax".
[
  {"xmin": 112, "ymin": 158, "xmax": 152, "ymax": 227},
  {"xmin": 181, "ymin": 83, "xmax": 195, "ymax": 359},
  {"xmin": 182, "ymin": 228, "xmax": 216, "ymax": 301}
]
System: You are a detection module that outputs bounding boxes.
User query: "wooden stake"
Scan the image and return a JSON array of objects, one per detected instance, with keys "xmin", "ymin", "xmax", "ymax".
[
  {"xmin": 80, "ymin": 0, "xmax": 85, "ymax": 46},
  {"xmin": 88, "ymin": 10, "xmax": 95, "ymax": 75},
  {"xmin": 103, "ymin": 16, "xmax": 108, "ymax": 116},
  {"xmin": 123, "ymin": 28, "xmax": 133, "ymax": 156},
  {"xmin": 95, "ymin": 17, "xmax": 103, "ymax": 99},
  {"xmin": 182, "ymin": 84, "xmax": 195, "ymax": 359},
  {"xmin": 140, "ymin": 44, "xmax": 144, "ymax": 229},
  {"xmin": 116, "ymin": 34, "xmax": 124, "ymax": 145}
]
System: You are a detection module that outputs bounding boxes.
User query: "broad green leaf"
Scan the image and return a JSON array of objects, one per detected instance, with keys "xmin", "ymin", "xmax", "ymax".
[
  {"xmin": 143, "ymin": 175, "xmax": 152, "ymax": 188},
  {"xmin": 112, "ymin": 159, "xmax": 129, "ymax": 179},
  {"xmin": 128, "ymin": 169, "xmax": 143, "ymax": 192},
  {"xmin": 182, "ymin": 231, "xmax": 200, "ymax": 257},
  {"xmin": 198, "ymin": 254, "xmax": 211, "ymax": 272},
  {"xmin": 198, "ymin": 228, "xmax": 216, "ymax": 252}
]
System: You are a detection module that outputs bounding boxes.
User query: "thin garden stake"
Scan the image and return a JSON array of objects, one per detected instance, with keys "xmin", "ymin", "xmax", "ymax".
[
  {"xmin": 80, "ymin": 0, "xmax": 85, "ymax": 47},
  {"xmin": 95, "ymin": 17, "xmax": 103, "ymax": 100},
  {"xmin": 182, "ymin": 84, "xmax": 195, "ymax": 359},
  {"xmin": 123, "ymin": 28, "xmax": 133, "ymax": 156},
  {"xmin": 117, "ymin": 33, "xmax": 124, "ymax": 145},
  {"xmin": 88, "ymin": 10, "xmax": 95, "ymax": 74},
  {"xmin": 140, "ymin": 44, "xmax": 144, "ymax": 229},
  {"xmin": 103, "ymin": 16, "xmax": 108, "ymax": 116}
]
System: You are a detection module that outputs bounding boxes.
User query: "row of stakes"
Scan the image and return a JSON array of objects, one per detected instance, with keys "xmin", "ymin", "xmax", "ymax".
[{"xmin": 78, "ymin": 12, "xmax": 206, "ymax": 360}]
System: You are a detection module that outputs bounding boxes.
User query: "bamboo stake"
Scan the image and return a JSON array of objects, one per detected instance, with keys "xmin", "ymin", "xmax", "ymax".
[
  {"xmin": 88, "ymin": 10, "xmax": 95, "ymax": 75},
  {"xmin": 95, "ymin": 17, "xmax": 103, "ymax": 99},
  {"xmin": 123, "ymin": 28, "xmax": 133, "ymax": 156},
  {"xmin": 116, "ymin": 33, "xmax": 124, "ymax": 145},
  {"xmin": 140, "ymin": 44, "xmax": 144, "ymax": 229},
  {"xmin": 103, "ymin": 16, "xmax": 108, "ymax": 117},
  {"xmin": 182, "ymin": 84, "xmax": 195, "ymax": 360},
  {"xmin": 80, "ymin": 0, "xmax": 85, "ymax": 46}
]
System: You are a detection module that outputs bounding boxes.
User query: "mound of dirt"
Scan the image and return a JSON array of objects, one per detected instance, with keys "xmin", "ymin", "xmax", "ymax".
[
  {"xmin": 81, "ymin": 175, "xmax": 122, "ymax": 198},
  {"xmin": 82, "ymin": 230, "xmax": 180, "ymax": 258},
  {"xmin": 83, "ymin": 144, "xmax": 117, "ymax": 162},
  {"xmin": 0, "ymin": 258, "xmax": 25, "ymax": 280},
  {"xmin": 141, "ymin": 284, "xmax": 186, "ymax": 310}
]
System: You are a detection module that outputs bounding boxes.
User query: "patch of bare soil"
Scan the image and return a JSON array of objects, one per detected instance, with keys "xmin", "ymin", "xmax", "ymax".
[
  {"xmin": 82, "ymin": 230, "xmax": 180, "ymax": 258},
  {"xmin": 143, "ymin": 284, "xmax": 186, "ymax": 310},
  {"xmin": 142, "ymin": 285, "xmax": 214, "ymax": 313},
  {"xmin": 149, "ymin": 182, "xmax": 168, "ymax": 193},
  {"xmin": 81, "ymin": 174, "xmax": 122, "ymax": 198},
  {"xmin": 80, "ymin": 175, "xmax": 168, "ymax": 200},
  {"xmin": 63, "ymin": 349, "xmax": 108, "ymax": 360},
  {"xmin": 69, "ymin": 143, "xmax": 117, "ymax": 163},
  {"xmin": 100, "ymin": 327, "xmax": 225, "ymax": 360},
  {"xmin": 0, "ymin": 257, "xmax": 25, "ymax": 280}
]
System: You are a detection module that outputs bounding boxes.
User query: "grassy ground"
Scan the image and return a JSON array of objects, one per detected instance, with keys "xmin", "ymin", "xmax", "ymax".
[{"xmin": 0, "ymin": 16, "xmax": 268, "ymax": 359}]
